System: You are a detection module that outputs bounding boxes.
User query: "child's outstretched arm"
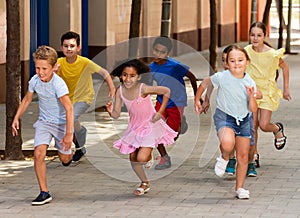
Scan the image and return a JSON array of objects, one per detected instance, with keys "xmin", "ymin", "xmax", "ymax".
[
  {"xmin": 12, "ymin": 91, "xmax": 33, "ymax": 136},
  {"xmin": 186, "ymin": 71, "xmax": 198, "ymax": 96},
  {"xmin": 98, "ymin": 68, "xmax": 116, "ymax": 98},
  {"xmin": 106, "ymin": 87, "xmax": 122, "ymax": 119},
  {"xmin": 246, "ymin": 86, "xmax": 258, "ymax": 113},
  {"xmin": 142, "ymin": 85, "xmax": 170, "ymax": 123},
  {"xmin": 279, "ymin": 58, "xmax": 291, "ymax": 101},
  {"xmin": 194, "ymin": 77, "xmax": 212, "ymax": 114},
  {"xmin": 59, "ymin": 94, "xmax": 74, "ymax": 151}
]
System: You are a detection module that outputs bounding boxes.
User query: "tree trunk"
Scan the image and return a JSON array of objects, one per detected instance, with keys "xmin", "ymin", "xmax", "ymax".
[
  {"xmin": 277, "ymin": 0, "xmax": 284, "ymax": 48},
  {"xmin": 251, "ymin": 0, "xmax": 258, "ymax": 25},
  {"xmin": 5, "ymin": 0, "xmax": 24, "ymax": 160},
  {"xmin": 285, "ymin": 0, "xmax": 292, "ymax": 53},
  {"xmin": 128, "ymin": 0, "xmax": 142, "ymax": 58},
  {"xmin": 262, "ymin": 0, "xmax": 272, "ymax": 25},
  {"xmin": 209, "ymin": 0, "xmax": 217, "ymax": 74},
  {"xmin": 161, "ymin": 0, "xmax": 172, "ymax": 37}
]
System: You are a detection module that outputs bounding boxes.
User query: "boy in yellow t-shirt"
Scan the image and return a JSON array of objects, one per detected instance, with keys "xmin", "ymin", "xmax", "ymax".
[{"xmin": 57, "ymin": 31, "xmax": 116, "ymax": 162}]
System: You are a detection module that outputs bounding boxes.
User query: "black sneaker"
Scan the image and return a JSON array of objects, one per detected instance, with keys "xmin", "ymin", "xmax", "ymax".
[
  {"xmin": 32, "ymin": 191, "xmax": 52, "ymax": 205},
  {"xmin": 72, "ymin": 147, "xmax": 86, "ymax": 162}
]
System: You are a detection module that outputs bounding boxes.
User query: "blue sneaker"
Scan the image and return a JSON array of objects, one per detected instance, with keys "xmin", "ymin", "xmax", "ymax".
[
  {"xmin": 225, "ymin": 158, "xmax": 236, "ymax": 175},
  {"xmin": 247, "ymin": 163, "xmax": 257, "ymax": 177}
]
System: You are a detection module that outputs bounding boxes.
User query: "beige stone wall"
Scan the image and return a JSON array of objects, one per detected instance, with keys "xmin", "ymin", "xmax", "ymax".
[
  {"xmin": 198, "ymin": 0, "xmax": 210, "ymax": 29},
  {"xmin": 0, "ymin": 0, "xmax": 6, "ymax": 64},
  {"xmin": 89, "ymin": 0, "xmax": 108, "ymax": 46},
  {"xmin": 173, "ymin": 0, "xmax": 198, "ymax": 33},
  {"xmin": 20, "ymin": 0, "xmax": 30, "ymax": 61},
  {"xmin": 142, "ymin": 0, "xmax": 161, "ymax": 37},
  {"xmin": 113, "ymin": 0, "xmax": 131, "ymax": 43},
  {"xmin": 219, "ymin": 0, "xmax": 238, "ymax": 25}
]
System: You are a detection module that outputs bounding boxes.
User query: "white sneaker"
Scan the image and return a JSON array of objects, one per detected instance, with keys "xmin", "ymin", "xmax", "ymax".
[
  {"xmin": 214, "ymin": 155, "xmax": 228, "ymax": 177},
  {"xmin": 236, "ymin": 188, "xmax": 250, "ymax": 199}
]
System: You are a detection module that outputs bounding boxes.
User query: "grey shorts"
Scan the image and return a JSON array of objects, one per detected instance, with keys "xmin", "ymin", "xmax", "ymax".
[
  {"xmin": 74, "ymin": 102, "xmax": 90, "ymax": 121},
  {"xmin": 33, "ymin": 120, "xmax": 72, "ymax": 155}
]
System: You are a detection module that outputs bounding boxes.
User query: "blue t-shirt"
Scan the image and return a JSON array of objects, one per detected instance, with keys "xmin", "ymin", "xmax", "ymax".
[
  {"xmin": 149, "ymin": 57, "xmax": 189, "ymax": 108},
  {"xmin": 210, "ymin": 69, "xmax": 256, "ymax": 121},
  {"xmin": 28, "ymin": 73, "xmax": 69, "ymax": 124}
]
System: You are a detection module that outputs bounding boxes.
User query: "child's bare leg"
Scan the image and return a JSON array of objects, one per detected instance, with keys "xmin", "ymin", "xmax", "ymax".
[
  {"xmin": 58, "ymin": 152, "xmax": 73, "ymax": 166},
  {"xmin": 130, "ymin": 148, "xmax": 152, "ymax": 181},
  {"xmin": 218, "ymin": 127, "xmax": 235, "ymax": 161},
  {"xmin": 34, "ymin": 145, "xmax": 48, "ymax": 192},
  {"xmin": 235, "ymin": 137, "xmax": 250, "ymax": 190}
]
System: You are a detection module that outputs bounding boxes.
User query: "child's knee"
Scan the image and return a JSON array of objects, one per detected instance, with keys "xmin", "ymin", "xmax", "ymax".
[
  {"xmin": 59, "ymin": 153, "xmax": 73, "ymax": 166},
  {"xmin": 34, "ymin": 145, "xmax": 47, "ymax": 160}
]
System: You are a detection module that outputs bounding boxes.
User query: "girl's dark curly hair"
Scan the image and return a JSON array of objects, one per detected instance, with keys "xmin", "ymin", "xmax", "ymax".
[{"xmin": 111, "ymin": 59, "xmax": 150, "ymax": 83}]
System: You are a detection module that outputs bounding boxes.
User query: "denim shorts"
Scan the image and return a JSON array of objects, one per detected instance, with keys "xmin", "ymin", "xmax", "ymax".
[
  {"xmin": 213, "ymin": 108, "xmax": 251, "ymax": 139},
  {"xmin": 33, "ymin": 120, "xmax": 72, "ymax": 155}
]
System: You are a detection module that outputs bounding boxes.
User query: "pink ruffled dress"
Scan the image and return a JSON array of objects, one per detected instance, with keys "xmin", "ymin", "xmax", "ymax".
[{"xmin": 114, "ymin": 83, "xmax": 178, "ymax": 154}]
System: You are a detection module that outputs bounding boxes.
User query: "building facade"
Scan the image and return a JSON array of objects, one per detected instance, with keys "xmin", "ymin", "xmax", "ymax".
[{"xmin": 0, "ymin": 0, "xmax": 268, "ymax": 103}]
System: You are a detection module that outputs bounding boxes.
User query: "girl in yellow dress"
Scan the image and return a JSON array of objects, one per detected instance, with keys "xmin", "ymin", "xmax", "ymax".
[{"xmin": 245, "ymin": 22, "xmax": 292, "ymax": 167}]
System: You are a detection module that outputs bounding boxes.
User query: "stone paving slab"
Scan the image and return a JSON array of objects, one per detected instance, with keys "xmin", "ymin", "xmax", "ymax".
[{"xmin": 0, "ymin": 44, "xmax": 300, "ymax": 217}]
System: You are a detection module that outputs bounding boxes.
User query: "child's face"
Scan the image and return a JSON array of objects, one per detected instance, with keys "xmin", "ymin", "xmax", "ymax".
[
  {"xmin": 35, "ymin": 59, "xmax": 55, "ymax": 82},
  {"xmin": 152, "ymin": 43, "xmax": 168, "ymax": 63},
  {"xmin": 222, "ymin": 53, "xmax": 228, "ymax": 70},
  {"xmin": 121, "ymin": 67, "xmax": 140, "ymax": 89},
  {"xmin": 61, "ymin": 38, "xmax": 81, "ymax": 59},
  {"xmin": 249, "ymin": 26, "xmax": 265, "ymax": 48},
  {"xmin": 227, "ymin": 49, "xmax": 249, "ymax": 76}
]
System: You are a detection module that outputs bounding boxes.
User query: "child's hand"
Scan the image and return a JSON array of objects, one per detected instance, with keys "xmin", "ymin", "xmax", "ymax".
[
  {"xmin": 151, "ymin": 112, "xmax": 162, "ymax": 123},
  {"xmin": 246, "ymin": 85, "xmax": 255, "ymax": 98},
  {"xmin": 60, "ymin": 133, "xmax": 73, "ymax": 151},
  {"xmin": 283, "ymin": 87, "xmax": 292, "ymax": 101},
  {"xmin": 11, "ymin": 119, "xmax": 19, "ymax": 136},
  {"xmin": 106, "ymin": 101, "xmax": 113, "ymax": 114},
  {"xmin": 201, "ymin": 98, "xmax": 210, "ymax": 114},
  {"xmin": 53, "ymin": 64, "xmax": 60, "ymax": 73},
  {"xmin": 194, "ymin": 99, "xmax": 203, "ymax": 114}
]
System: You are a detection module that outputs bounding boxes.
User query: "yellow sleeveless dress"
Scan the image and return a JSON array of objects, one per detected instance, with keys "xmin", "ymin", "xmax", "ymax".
[{"xmin": 245, "ymin": 45, "xmax": 284, "ymax": 111}]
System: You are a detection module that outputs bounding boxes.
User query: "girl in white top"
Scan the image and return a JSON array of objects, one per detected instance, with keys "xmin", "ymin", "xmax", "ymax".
[{"xmin": 194, "ymin": 45, "xmax": 258, "ymax": 199}]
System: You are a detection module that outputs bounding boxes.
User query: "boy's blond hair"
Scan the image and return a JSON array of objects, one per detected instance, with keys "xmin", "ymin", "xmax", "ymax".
[{"xmin": 33, "ymin": 46, "xmax": 58, "ymax": 66}]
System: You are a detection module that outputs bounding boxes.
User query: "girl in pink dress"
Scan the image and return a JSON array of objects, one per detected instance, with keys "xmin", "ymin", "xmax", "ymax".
[{"xmin": 106, "ymin": 59, "xmax": 177, "ymax": 196}]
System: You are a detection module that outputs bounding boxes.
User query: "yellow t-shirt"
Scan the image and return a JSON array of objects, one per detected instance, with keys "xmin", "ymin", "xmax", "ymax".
[
  {"xmin": 57, "ymin": 55, "xmax": 101, "ymax": 105},
  {"xmin": 245, "ymin": 44, "xmax": 284, "ymax": 111}
]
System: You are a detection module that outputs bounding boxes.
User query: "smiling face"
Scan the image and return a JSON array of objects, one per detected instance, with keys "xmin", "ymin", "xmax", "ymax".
[
  {"xmin": 35, "ymin": 59, "xmax": 54, "ymax": 82},
  {"xmin": 61, "ymin": 38, "xmax": 81, "ymax": 60},
  {"xmin": 121, "ymin": 66, "xmax": 140, "ymax": 89},
  {"xmin": 249, "ymin": 26, "xmax": 266, "ymax": 48},
  {"xmin": 227, "ymin": 49, "xmax": 249, "ymax": 77}
]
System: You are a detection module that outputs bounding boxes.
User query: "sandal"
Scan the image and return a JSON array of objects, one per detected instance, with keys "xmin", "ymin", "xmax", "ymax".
[
  {"xmin": 134, "ymin": 182, "xmax": 150, "ymax": 196},
  {"xmin": 273, "ymin": 122, "xmax": 287, "ymax": 150}
]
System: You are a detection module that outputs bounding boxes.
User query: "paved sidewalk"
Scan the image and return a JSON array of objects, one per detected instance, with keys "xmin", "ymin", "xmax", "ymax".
[{"xmin": 0, "ymin": 43, "xmax": 300, "ymax": 217}]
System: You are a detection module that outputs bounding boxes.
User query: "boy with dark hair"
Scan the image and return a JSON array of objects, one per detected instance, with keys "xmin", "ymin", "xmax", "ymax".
[{"xmin": 150, "ymin": 36, "xmax": 198, "ymax": 170}]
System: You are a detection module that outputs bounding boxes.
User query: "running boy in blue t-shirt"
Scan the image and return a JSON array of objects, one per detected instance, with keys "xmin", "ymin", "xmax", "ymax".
[{"xmin": 149, "ymin": 36, "xmax": 197, "ymax": 170}]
